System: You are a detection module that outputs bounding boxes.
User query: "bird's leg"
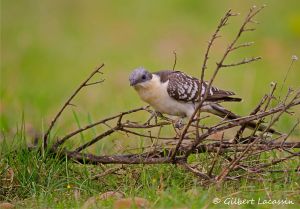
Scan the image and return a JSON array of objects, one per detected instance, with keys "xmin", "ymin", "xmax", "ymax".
[
  {"xmin": 173, "ymin": 113, "xmax": 206, "ymax": 130},
  {"xmin": 155, "ymin": 112, "xmax": 173, "ymax": 121},
  {"xmin": 144, "ymin": 111, "xmax": 168, "ymax": 125},
  {"xmin": 152, "ymin": 111, "xmax": 176, "ymax": 123},
  {"xmin": 173, "ymin": 112, "xmax": 200, "ymax": 130},
  {"xmin": 172, "ymin": 124, "xmax": 181, "ymax": 136},
  {"xmin": 144, "ymin": 110, "xmax": 156, "ymax": 125}
]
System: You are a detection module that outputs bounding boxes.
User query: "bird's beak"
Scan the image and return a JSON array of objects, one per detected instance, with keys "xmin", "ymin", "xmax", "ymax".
[{"xmin": 129, "ymin": 78, "xmax": 137, "ymax": 86}]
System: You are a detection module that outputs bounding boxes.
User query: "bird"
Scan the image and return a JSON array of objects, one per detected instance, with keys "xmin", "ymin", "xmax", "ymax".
[{"xmin": 129, "ymin": 67, "xmax": 278, "ymax": 134}]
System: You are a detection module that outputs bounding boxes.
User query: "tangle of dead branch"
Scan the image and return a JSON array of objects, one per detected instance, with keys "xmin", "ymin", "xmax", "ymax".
[{"xmin": 43, "ymin": 6, "xmax": 299, "ymax": 184}]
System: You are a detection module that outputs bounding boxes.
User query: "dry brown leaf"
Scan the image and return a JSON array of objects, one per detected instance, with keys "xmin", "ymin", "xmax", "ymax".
[
  {"xmin": 81, "ymin": 191, "xmax": 125, "ymax": 209},
  {"xmin": 99, "ymin": 191, "xmax": 125, "ymax": 200},
  {"xmin": 113, "ymin": 197, "xmax": 149, "ymax": 209},
  {"xmin": 1, "ymin": 168, "xmax": 16, "ymax": 188},
  {"xmin": 0, "ymin": 202, "xmax": 15, "ymax": 209},
  {"xmin": 81, "ymin": 196, "xmax": 97, "ymax": 209}
]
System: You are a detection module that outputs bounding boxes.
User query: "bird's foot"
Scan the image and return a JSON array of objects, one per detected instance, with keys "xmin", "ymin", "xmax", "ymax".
[{"xmin": 174, "ymin": 118, "xmax": 185, "ymax": 129}]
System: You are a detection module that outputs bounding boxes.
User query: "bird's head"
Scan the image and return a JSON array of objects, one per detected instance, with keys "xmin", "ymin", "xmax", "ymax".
[{"xmin": 129, "ymin": 67, "xmax": 153, "ymax": 87}]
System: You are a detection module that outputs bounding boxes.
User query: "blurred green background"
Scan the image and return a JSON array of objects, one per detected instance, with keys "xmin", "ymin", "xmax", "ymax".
[{"xmin": 1, "ymin": 0, "xmax": 300, "ymax": 135}]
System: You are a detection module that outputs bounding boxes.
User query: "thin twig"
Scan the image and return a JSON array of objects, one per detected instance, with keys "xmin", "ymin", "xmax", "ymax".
[
  {"xmin": 43, "ymin": 64, "xmax": 105, "ymax": 149},
  {"xmin": 52, "ymin": 106, "xmax": 145, "ymax": 150},
  {"xmin": 208, "ymin": 132, "xmax": 224, "ymax": 177},
  {"xmin": 278, "ymin": 56, "xmax": 297, "ymax": 100},
  {"xmin": 92, "ymin": 165, "xmax": 124, "ymax": 180},
  {"xmin": 179, "ymin": 162, "xmax": 211, "ymax": 180},
  {"xmin": 75, "ymin": 127, "xmax": 119, "ymax": 152},
  {"xmin": 229, "ymin": 42, "xmax": 255, "ymax": 51},
  {"xmin": 234, "ymin": 94, "xmax": 268, "ymax": 142},
  {"xmin": 172, "ymin": 50, "xmax": 177, "ymax": 71},
  {"xmin": 221, "ymin": 56, "xmax": 261, "ymax": 68}
]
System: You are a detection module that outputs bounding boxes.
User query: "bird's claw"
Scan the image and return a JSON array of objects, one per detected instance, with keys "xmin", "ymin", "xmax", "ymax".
[{"xmin": 174, "ymin": 118, "xmax": 185, "ymax": 129}]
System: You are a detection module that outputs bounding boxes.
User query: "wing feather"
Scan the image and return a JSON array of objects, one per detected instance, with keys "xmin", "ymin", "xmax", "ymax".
[{"xmin": 155, "ymin": 70, "xmax": 241, "ymax": 102}]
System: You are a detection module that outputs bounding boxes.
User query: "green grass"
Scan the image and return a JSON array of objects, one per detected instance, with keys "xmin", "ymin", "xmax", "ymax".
[
  {"xmin": 1, "ymin": 132, "xmax": 300, "ymax": 208},
  {"xmin": 1, "ymin": 0, "xmax": 300, "ymax": 208}
]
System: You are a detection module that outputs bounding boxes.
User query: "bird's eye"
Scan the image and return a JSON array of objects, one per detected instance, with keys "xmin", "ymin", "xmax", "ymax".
[{"xmin": 142, "ymin": 75, "xmax": 146, "ymax": 80}]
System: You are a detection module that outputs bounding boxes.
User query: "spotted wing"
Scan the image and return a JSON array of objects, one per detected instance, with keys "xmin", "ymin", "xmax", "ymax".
[
  {"xmin": 202, "ymin": 82, "xmax": 241, "ymax": 102},
  {"xmin": 158, "ymin": 71, "xmax": 241, "ymax": 102},
  {"xmin": 165, "ymin": 71, "xmax": 200, "ymax": 102}
]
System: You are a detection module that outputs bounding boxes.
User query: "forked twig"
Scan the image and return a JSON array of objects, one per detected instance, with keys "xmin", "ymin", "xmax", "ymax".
[{"xmin": 43, "ymin": 64, "xmax": 105, "ymax": 149}]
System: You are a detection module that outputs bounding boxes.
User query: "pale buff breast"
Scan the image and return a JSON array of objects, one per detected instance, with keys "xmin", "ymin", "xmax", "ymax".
[{"xmin": 134, "ymin": 75, "xmax": 195, "ymax": 117}]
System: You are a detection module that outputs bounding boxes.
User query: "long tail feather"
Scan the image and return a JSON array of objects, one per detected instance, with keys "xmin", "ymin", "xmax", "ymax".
[{"xmin": 208, "ymin": 103, "xmax": 280, "ymax": 135}]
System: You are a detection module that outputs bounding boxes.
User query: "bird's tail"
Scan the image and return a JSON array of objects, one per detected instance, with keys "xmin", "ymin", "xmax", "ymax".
[{"xmin": 208, "ymin": 103, "xmax": 280, "ymax": 135}]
